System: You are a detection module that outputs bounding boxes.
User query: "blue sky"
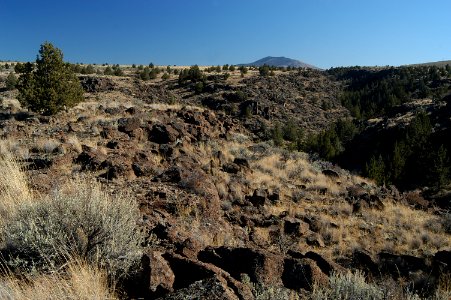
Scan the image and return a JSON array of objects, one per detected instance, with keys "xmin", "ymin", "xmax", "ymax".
[{"xmin": 0, "ymin": 0, "xmax": 450, "ymax": 68}]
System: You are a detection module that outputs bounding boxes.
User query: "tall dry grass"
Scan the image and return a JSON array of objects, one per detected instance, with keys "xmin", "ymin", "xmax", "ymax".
[
  {"xmin": 0, "ymin": 143, "xmax": 33, "ymax": 230},
  {"xmin": 0, "ymin": 261, "xmax": 117, "ymax": 300}
]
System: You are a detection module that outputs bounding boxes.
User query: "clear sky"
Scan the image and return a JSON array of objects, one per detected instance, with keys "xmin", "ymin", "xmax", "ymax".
[{"xmin": 0, "ymin": 0, "xmax": 450, "ymax": 68}]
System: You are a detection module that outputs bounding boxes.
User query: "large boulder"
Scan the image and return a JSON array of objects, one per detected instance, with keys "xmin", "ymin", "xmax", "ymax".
[
  {"xmin": 148, "ymin": 124, "xmax": 180, "ymax": 144},
  {"xmin": 75, "ymin": 145, "xmax": 106, "ymax": 171},
  {"xmin": 79, "ymin": 76, "xmax": 114, "ymax": 92},
  {"xmin": 162, "ymin": 252, "xmax": 253, "ymax": 299},
  {"xmin": 198, "ymin": 246, "xmax": 284, "ymax": 286},
  {"xmin": 117, "ymin": 118, "xmax": 141, "ymax": 135},
  {"xmin": 282, "ymin": 258, "xmax": 328, "ymax": 291}
]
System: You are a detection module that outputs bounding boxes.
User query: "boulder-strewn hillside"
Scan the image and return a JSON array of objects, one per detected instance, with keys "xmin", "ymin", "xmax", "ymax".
[{"xmin": 0, "ymin": 63, "xmax": 450, "ymax": 299}]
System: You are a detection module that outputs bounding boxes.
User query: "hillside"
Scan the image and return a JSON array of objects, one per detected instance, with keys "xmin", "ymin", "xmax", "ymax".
[
  {"xmin": 408, "ymin": 60, "xmax": 451, "ymax": 68},
  {"xmin": 0, "ymin": 63, "xmax": 450, "ymax": 299},
  {"xmin": 240, "ymin": 56, "xmax": 319, "ymax": 69}
]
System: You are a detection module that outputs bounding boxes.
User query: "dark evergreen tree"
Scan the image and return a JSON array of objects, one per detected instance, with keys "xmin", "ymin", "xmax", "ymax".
[
  {"xmin": 366, "ymin": 155, "xmax": 386, "ymax": 185},
  {"xmin": 16, "ymin": 42, "xmax": 84, "ymax": 115},
  {"xmin": 5, "ymin": 72, "xmax": 17, "ymax": 90},
  {"xmin": 431, "ymin": 145, "xmax": 449, "ymax": 189},
  {"xmin": 272, "ymin": 123, "xmax": 284, "ymax": 146},
  {"xmin": 259, "ymin": 65, "xmax": 270, "ymax": 76}
]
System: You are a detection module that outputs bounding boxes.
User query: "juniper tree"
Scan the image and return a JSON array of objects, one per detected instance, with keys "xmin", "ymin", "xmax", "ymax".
[
  {"xmin": 16, "ymin": 42, "xmax": 83, "ymax": 115},
  {"xmin": 5, "ymin": 72, "xmax": 17, "ymax": 90}
]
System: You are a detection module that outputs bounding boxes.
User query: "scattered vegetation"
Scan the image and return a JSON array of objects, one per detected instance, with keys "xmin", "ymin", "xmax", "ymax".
[
  {"xmin": 330, "ymin": 66, "xmax": 450, "ymax": 119},
  {"xmin": 312, "ymin": 271, "xmax": 451, "ymax": 300}
]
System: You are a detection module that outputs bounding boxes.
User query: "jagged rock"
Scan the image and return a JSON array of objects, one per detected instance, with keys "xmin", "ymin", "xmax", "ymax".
[
  {"xmin": 222, "ymin": 162, "xmax": 241, "ymax": 174},
  {"xmin": 233, "ymin": 157, "xmax": 250, "ymax": 168},
  {"xmin": 246, "ymin": 189, "xmax": 267, "ymax": 207},
  {"xmin": 405, "ymin": 191, "xmax": 430, "ymax": 209},
  {"xmin": 75, "ymin": 145, "xmax": 106, "ymax": 171},
  {"xmin": 301, "ymin": 216, "xmax": 324, "ymax": 233},
  {"xmin": 117, "ymin": 117, "xmax": 142, "ymax": 135},
  {"xmin": 283, "ymin": 217, "xmax": 309, "ymax": 235},
  {"xmin": 148, "ymin": 124, "xmax": 180, "ymax": 144},
  {"xmin": 352, "ymin": 249, "xmax": 379, "ymax": 275},
  {"xmin": 352, "ymin": 199, "xmax": 369, "ymax": 213},
  {"xmin": 148, "ymin": 251, "xmax": 176, "ymax": 294},
  {"xmin": 434, "ymin": 250, "xmax": 451, "ymax": 273},
  {"xmin": 369, "ymin": 194, "xmax": 385, "ymax": 210},
  {"xmin": 198, "ymin": 246, "xmax": 284, "ymax": 286},
  {"xmin": 98, "ymin": 161, "xmax": 135, "ymax": 181},
  {"xmin": 378, "ymin": 252, "xmax": 429, "ymax": 278},
  {"xmin": 322, "ymin": 169, "xmax": 339, "ymax": 178},
  {"xmin": 106, "ymin": 140, "xmax": 119, "ymax": 149},
  {"xmin": 282, "ymin": 258, "xmax": 328, "ymax": 291},
  {"xmin": 268, "ymin": 191, "xmax": 280, "ymax": 203},
  {"xmin": 79, "ymin": 76, "xmax": 114, "ymax": 92},
  {"xmin": 162, "ymin": 252, "xmax": 253, "ymax": 299},
  {"xmin": 132, "ymin": 162, "xmax": 154, "ymax": 177},
  {"xmin": 178, "ymin": 111, "xmax": 202, "ymax": 126},
  {"xmin": 304, "ymin": 251, "xmax": 345, "ymax": 276},
  {"xmin": 105, "ymin": 106, "xmax": 123, "ymax": 115},
  {"xmin": 154, "ymin": 167, "xmax": 182, "ymax": 183},
  {"xmin": 306, "ymin": 233, "xmax": 325, "ymax": 248},
  {"xmin": 25, "ymin": 157, "xmax": 53, "ymax": 170},
  {"xmin": 125, "ymin": 106, "xmax": 136, "ymax": 114},
  {"xmin": 162, "ymin": 252, "xmax": 216, "ymax": 290},
  {"xmin": 175, "ymin": 238, "xmax": 203, "ymax": 260},
  {"xmin": 347, "ymin": 185, "xmax": 368, "ymax": 199},
  {"xmin": 159, "ymin": 144, "xmax": 175, "ymax": 159},
  {"xmin": 157, "ymin": 275, "xmax": 241, "ymax": 300}
]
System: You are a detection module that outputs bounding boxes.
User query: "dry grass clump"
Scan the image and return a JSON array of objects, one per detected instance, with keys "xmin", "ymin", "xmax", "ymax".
[
  {"xmin": 311, "ymin": 271, "xmax": 384, "ymax": 300},
  {"xmin": 2, "ymin": 178, "xmax": 143, "ymax": 277},
  {"xmin": 311, "ymin": 271, "xmax": 451, "ymax": 300},
  {"xmin": 0, "ymin": 143, "xmax": 33, "ymax": 227},
  {"xmin": 0, "ymin": 261, "xmax": 117, "ymax": 300},
  {"xmin": 0, "ymin": 144, "xmax": 143, "ymax": 282}
]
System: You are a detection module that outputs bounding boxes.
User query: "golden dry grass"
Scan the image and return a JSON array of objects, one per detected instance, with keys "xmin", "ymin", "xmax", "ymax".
[
  {"xmin": 0, "ymin": 141, "xmax": 33, "ymax": 228},
  {"xmin": 0, "ymin": 261, "xmax": 117, "ymax": 300},
  {"xmin": 193, "ymin": 138, "xmax": 451, "ymax": 258}
]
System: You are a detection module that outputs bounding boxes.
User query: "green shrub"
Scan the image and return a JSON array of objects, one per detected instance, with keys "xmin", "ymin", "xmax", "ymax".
[
  {"xmin": 5, "ymin": 72, "xmax": 17, "ymax": 90},
  {"xmin": 162, "ymin": 73, "xmax": 170, "ymax": 80},
  {"xmin": 443, "ymin": 213, "xmax": 451, "ymax": 234},
  {"xmin": 259, "ymin": 65, "xmax": 270, "ymax": 76},
  {"xmin": 3, "ymin": 179, "xmax": 144, "ymax": 278},
  {"xmin": 272, "ymin": 123, "xmax": 284, "ymax": 146},
  {"xmin": 194, "ymin": 81, "xmax": 204, "ymax": 94},
  {"xmin": 112, "ymin": 64, "xmax": 124, "ymax": 76},
  {"xmin": 16, "ymin": 42, "xmax": 84, "ymax": 115},
  {"xmin": 311, "ymin": 271, "xmax": 383, "ymax": 300},
  {"xmin": 81, "ymin": 64, "xmax": 95, "ymax": 74},
  {"xmin": 104, "ymin": 66, "xmax": 114, "ymax": 75}
]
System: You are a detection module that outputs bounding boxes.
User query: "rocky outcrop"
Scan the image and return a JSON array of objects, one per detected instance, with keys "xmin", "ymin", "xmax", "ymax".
[
  {"xmin": 198, "ymin": 246, "xmax": 284, "ymax": 286},
  {"xmin": 79, "ymin": 76, "xmax": 114, "ymax": 92}
]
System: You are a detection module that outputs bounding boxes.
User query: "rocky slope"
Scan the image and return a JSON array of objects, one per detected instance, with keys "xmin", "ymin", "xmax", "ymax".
[{"xmin": 0, "ymin": 69, "xmax": 450, "ymax": 299}]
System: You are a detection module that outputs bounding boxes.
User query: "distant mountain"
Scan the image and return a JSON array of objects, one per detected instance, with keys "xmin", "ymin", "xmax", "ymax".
[{"xmin": 239, "ymin": 56, "xmax": 319, "ymax": 69}]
